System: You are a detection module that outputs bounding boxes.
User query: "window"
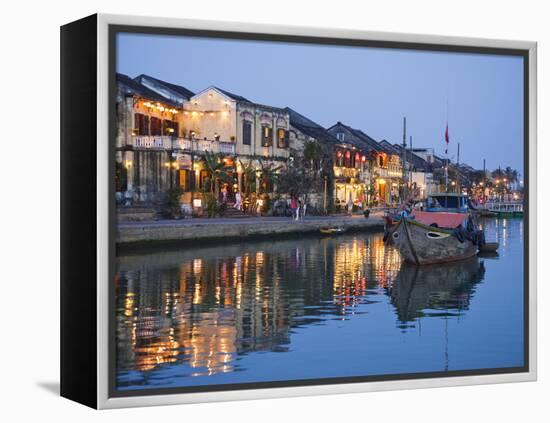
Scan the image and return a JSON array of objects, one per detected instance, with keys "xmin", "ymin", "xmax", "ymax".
[
  {"xmin": 277, "ymin": 128, "xmax": 289, "ymax": 148},
  {"xmin": 150, "ymin": 117, "xmax": 162, "ymax": 135},
  {"xmin": 242, "ymin": 121, "xmax": 252, "ymax": 145},
  {"xmin": 163, "ymin": 120, "xmax": 178, "ymax": 136},
  {"xmin": 262, "ymin": 126, "xmax": 273, "ymax": 147},
  {"xmin": 134, "ymin": 113, "xmax": 149, "ymax": 135},
  {"xmin": 336, "ymin": 132, "xmax": 345, "ymax": 141}
]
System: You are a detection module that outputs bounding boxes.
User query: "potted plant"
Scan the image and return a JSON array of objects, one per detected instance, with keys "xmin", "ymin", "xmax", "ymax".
[{"xmin": 166, "ymin": 186, "xmax": 184, "ymax": 219}]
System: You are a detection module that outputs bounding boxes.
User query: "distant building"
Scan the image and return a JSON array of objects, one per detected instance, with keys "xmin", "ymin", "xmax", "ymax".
[
  {"xmin": 285, "ymin": 107, "xmax": 339, "ymax": 209},
  {"xmin": 327, "ymin": 122, "xmax": 403, "ymax": 205},
  {"xmin": 391, "ymin": 143, "xmax": 435, "ymax": 198}
]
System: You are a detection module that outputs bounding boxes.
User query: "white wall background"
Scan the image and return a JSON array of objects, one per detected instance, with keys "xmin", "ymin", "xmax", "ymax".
[{"xmin": 1, "ymin": 0, "xmax": 547, "ymax": 420}]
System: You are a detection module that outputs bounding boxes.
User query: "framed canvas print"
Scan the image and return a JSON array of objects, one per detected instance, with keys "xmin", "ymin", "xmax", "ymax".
[{"xmin": 60, "ymin": 14, "xmax": 537, "ymax": 409}]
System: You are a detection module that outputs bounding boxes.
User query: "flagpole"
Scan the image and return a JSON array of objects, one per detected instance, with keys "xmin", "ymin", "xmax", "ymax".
[{"xmin": 445, "ymin": 97, "xmax": 449, "ymax": 194}]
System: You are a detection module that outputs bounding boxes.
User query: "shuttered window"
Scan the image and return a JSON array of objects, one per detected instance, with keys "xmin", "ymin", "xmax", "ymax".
[
  {"xmin": 277, "ymin": 128, "xmax": 289, "ymax": 148},
  {"xmin": 150, "ymin": 117, "xmax": 162, "ymax": 135},
  {"xmin": 242, "ymin": 121, "xmax": 252, "ymax": 145},
  {"xmin": 262, "ymin": 126, "xmax": 273, "ymax": 147},
  {"xmin": 134, "ymin": 113, "xmax": 150, "ymax": 135}
]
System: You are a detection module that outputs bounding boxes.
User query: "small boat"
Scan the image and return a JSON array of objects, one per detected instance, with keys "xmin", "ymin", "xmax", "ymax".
[
  {"xmin": 320, "ymin": 227, "xmax": 345, "ymax": 235},
  {"xmin": 391, "ymin": 211, "xmax": 482, "ymax": 265},
  {"xmin": 479, "ymin": 241, "xmax": 499, "ymax": 252}
]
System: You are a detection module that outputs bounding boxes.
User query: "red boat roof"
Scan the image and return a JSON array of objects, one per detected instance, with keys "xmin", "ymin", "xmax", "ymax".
[{"xmin": 411, "ymin": 211, "xmax": 468, "ymax": 228}]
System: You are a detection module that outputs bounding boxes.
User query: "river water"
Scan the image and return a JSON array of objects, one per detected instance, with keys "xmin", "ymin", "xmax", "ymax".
[{"xmin": 115, "ymin": 218, "xmax": 525, "ymax": 391}]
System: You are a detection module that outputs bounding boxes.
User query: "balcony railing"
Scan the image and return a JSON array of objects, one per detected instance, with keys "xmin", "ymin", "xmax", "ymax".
[
  {"xmin": 130, "ymin": 136, "xmax": 235, "ymax": 155},
  {"xmin": 176, "ymin": 138, "xmax": 236, "ymax": 155},
  {"xmin": 133, "ymin": 135, "xmax": 173, "ymax": 149}
]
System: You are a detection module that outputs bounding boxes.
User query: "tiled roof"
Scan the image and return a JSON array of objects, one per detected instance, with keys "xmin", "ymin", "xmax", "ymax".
[
  {"xmin": 392, "ymin": 143, "xmax": 431, "ymax": 171},
  {"xmin": 327, "ymin": 122, "xmax": 380, "ymax": 154},
  {"xmin": 285, "ymin": 107, "xmax": 339, "ymax": 145},
  {"xmin": 213, "ymin": 86, "xmax": 252, "ymax": 103},
  {"xmin": 134, "ymin": 74, "xmax": 195, "ymax": 100},
  {"xmin": 116, "ymin": 73, "xmax": 180, "ymax": 108}
]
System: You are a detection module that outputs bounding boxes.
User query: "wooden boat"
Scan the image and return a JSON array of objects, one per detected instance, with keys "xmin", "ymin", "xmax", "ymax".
[
  {"xmin": 320, "ymin": 227, "xmax": 345, "ymax": 235},
  {"xmin": 391, "ymin": 211, "xmax": 479, "ymax": 265}
]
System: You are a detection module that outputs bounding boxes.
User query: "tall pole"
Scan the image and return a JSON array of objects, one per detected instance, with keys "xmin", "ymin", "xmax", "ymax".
[
  {"xmin": 445, "ymin": 99, "xmax": 449, "ymax": 195},
  {"xmin": 456, "ymin": 142, "xmax": 460, "ymax": 193},
  {"xmin": 402, "ymin": 117, "xmax": 407, "ymax": 202},
  {"xmin": 409, "ymin": 135, "xmax": 413, "ymax": 191},
  {"xmin": 323, "ymin": 176, "xmax": 327, "ymax": 213},
  {"xmin": 482, "ymin": 158, "xmax": 486, "ymax": 202}
]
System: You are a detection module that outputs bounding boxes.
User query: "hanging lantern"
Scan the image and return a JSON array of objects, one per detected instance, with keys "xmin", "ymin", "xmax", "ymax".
[
  {"xmin": 345, "ymin": 151, "xmax": 351, "ymax": 159},
  {"xmin": 337, "ymin": 151, "xmax": 343, "ymax": 158},
  {"xmin": 362, "ymin": 155, "xmax": 367, "ymax": 162},
  {"xmin": 355, "ymin": 152, "xmax": 361, "ymax": 161}
]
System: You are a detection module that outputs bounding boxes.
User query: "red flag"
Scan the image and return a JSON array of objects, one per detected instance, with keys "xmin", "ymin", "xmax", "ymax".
[{"xmin": 444, "ymin": 123, "xmax": 449, "ymax": 154}]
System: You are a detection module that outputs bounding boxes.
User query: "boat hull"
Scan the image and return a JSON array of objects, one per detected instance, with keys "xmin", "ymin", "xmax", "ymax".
[{"xmin": 392, "ymin": 218, "xmax": 478, "ymax": 265}]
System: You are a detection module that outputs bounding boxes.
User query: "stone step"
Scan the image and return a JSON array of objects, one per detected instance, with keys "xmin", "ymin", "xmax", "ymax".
[
  {"xmin": 221, "ymin": 204, "xmax": 248, "ymax": 218},
  {"xmin": 117, "ymin": 206, "xmax": 158, "ymax": 222}
]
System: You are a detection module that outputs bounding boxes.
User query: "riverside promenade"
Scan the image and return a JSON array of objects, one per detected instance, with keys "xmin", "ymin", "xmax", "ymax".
[{"xmin": 117, "ymin": 214, "xmax": 385, "ymax": 247}]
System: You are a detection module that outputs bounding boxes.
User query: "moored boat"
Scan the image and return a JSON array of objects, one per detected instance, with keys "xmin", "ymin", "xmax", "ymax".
[
  {"xmin": 320, "ymin": 227, "xmax": 345, "ymax": 235},
  {"xmin": 391, "ymin": 211, "xmax": 482, "ymax": 265}
]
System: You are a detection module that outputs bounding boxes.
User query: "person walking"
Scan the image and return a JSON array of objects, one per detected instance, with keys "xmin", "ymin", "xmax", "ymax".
[
  {"xmin": 347, "ymin": 197, "xmax": 353, "ymax": 216},
  {"xmin": 290, "ymin": 195, "xmax": 298, "ymax": 220},
  {"xmin": 297, "ymin": 199, "xmax": 303, "ymax": 220},
  {"xmin": 234, "ymin": 190, "xmax": 242, "ymax": 211}
]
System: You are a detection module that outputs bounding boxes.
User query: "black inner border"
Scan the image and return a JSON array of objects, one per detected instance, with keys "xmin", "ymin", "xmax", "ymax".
[{"xmin": 108, "ymin": 24, "xmax": 530, "ymax": 399}]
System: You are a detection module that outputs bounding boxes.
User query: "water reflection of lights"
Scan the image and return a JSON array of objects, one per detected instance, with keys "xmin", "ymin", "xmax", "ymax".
[
  {"xmin": 116, "ymin": 234, "xmax": 403, "ymax": 383},
  {"xmin": 332, "ymin": 235, "xmax": 402, "ymax": 311}
]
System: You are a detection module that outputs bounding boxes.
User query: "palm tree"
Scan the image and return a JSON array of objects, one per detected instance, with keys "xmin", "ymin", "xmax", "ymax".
[
  {"xmin": 258, "ymin": 158, "xmax": 282, "ymax": 194},
  {"xmin": 504, "ymin": 166, "xmax": 519, "ymax": 185},
  {"xmin": 303, "ymin": 140, "xmax": 323, "ymax": 171},
  {"xmin": 201, "ymin": 151, "xmax": 231, "ymax": 196},
  {"xmin": 238, "ymin": 159, "xmax": 257, "ymax": 196}
]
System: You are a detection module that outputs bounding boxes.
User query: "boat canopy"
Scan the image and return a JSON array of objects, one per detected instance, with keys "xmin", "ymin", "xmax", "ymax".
[
  {"xmin": 427, "ymin": 193, "xmax": 469, "ymax": 212},
  {"xmin": 411, "ymin": 211, "xmax": 468, "ymax": 229}
]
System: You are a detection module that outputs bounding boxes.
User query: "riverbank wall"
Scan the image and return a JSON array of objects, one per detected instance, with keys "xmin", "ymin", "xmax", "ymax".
[{"xmin": 117, "ymin": 216, "xmax": 385, "ymax": 249}]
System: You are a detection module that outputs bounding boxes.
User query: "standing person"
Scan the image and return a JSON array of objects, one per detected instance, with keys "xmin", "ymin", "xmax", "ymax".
[
  {"xmin": 348, "ymin": 197, "xmax": 353, "ymax": 216},
  {"xmin": 297, "ymin": 199, "xmax": 303, "ymax": 221},
  {"xmin": 234, "ymin": 190, "xmax": 242, "ymax": 211},
  {"xmin": 290, "ymin": 195, "xmax": 298, "ymax": 220},
  {"xmin": 302, "ymin": 198, "xmax": 307, "ymax": 219}
]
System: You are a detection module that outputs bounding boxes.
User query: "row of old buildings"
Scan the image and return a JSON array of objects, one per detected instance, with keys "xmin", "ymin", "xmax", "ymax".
[{"xmin": 115, "ymin": 73, "xmax": 469, "ymax": 216}]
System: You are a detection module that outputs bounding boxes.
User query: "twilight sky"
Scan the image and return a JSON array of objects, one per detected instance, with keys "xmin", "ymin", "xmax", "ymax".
[{"xmin": 117, "ymin": 32, "xmax": 524, "ymax": 173}]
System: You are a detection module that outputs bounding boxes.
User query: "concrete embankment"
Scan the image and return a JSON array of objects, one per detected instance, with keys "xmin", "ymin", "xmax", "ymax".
[{"xmin": 117, "ymin": 216, "xmax": 384, "ymax": 248}]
